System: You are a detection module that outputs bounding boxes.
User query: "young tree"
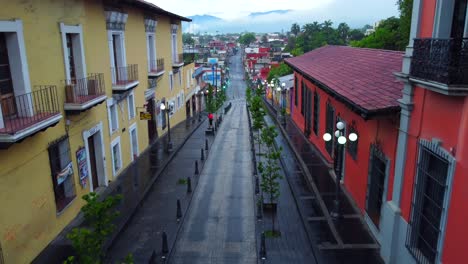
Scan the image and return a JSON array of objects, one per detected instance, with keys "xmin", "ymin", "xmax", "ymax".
[
  {"xmin": 65, "ymin": 193, "xmax": 123, "ymax": 263},
  {"xmin": 258, "ymin": 126, "xmax": 282, "ymax": 236}
]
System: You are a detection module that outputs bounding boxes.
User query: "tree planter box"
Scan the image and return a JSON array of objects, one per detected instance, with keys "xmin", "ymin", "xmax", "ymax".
[{"xmin": 262, "ymin": 201, "xmax": 277, "ymax": 213}]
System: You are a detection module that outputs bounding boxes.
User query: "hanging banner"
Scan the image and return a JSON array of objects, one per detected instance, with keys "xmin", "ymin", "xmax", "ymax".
[
  {"xmin": 56, "ymin": 162, "xmax": 73, "ymax": 185},
  {"xmin": 76, "ymin": 147, "xmax": 88, "ymax": 187}
]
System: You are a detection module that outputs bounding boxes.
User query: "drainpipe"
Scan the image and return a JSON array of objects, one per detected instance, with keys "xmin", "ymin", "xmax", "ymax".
[{"xmin": 381, "ymin": 0, "xmax": 423, "ymax": 263}]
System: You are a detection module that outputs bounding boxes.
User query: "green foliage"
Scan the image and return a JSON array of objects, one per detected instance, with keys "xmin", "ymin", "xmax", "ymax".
[
  {"xmin": 351, "ymin": 17, "xmax": 403, "ymax": 50},
  {"xmin": 258, "ymin": 125, "xmax": 283, "ymax": 233},
  {"xmin": 65, "ymin": 193, "xmax": 122, "ymax": 264},
  {"xmin": 238, "ymin": 32, "xmax": 256, "ymax": 45},
  {"xmin": 398, "ymin": 0, "xmax": 413, "ymax": 49},
  {"xmin": 246, "ymin": 87, "xmax": 253, "ymax": 106},
  {"xmin": 290, "ymin": 23, "xmax": 301, "ymax": 36},
  {"xmin": 349, "ymin": 29, "xmax": 365, "ymax": 41},
  {"xmin": 267, "ymin": 63, "xmax": 293, "ymax": 83},
  {"xmin": 182, "ymin": 33, "xmax": 195, "ymax": 45},
  {"xmin": 177, "ymin": 178, "xmax": 188, "ymax": 185}
]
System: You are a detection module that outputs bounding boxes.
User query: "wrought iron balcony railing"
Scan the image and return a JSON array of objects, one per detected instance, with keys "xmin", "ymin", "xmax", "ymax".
[
  {"xmin": 64, "ymin": 73, "xmax": 105, "ymax": 105},
  {"xmin": 111, "ymin": 64, "xmax": 139, "ymax": 86},
  {"xmin": 411, "ymin": 38, "xmax": 468, "ymax": 85},
  {"xmin": 0, "ymin": 85, "xmax": 60, "ymax": 134},
  {"xmin": 149, "ymin": 58, "xmax": 164, "ymax": 74},
  {"xmin": 172, "ymin": 53, "xmax": 184, "ymax": 66}
]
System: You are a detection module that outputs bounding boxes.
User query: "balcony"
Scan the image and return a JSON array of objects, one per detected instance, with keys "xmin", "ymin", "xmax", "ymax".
[
  {"xmin": 172, "ymin": 53, "xmax": 184, "ymax": 68},
  {"xmin": 148, "ymin": 58, "xmax": 165, "ymax": 77},
  {"xmin": 145, "ymin": 78, "xmax": 158, "ymax": 100},
  {"xmin": 64, "ymin": 74, "xmax": 106, "ymax": 112},
  {"xmin": 111, "ymin": 64, "xmax": 139, "ymax": 92},
  {"xmin": 410, "ymin": 38, "xmax": 468, "ymax": 95},
  {"xmin": 183, "ymin": 53, "xmax": 195, "ymax": 65},
  {"xmin": 0, "ymin": 86, "xmax": 62, "ymax": 148}
]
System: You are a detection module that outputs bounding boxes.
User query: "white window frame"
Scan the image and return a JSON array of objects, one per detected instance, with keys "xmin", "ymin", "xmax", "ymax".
[
  {"xmin": 108, "ymin": 30, "xmax": 127, "ymax": 83},
  {"xmin": 146, "ymin": 32, "xmax": 156, "ymax": 72},
  {"xmin": 107, "ymin": 98, "xmax": 119, "ymax": 135},
  {"xmin": 110, "ymin": 136, "xmax": 122, "ymax": 177},
  {"xmin": 0, "ymin": 19, "xmax": 33, "ymax": 127},
  {"xmin": 171, "ymin": 24, "xmax": 178, "ymax": 62},
  {"xmin": 129, "ymin": 123, "xmax": 139, "ymax": 162},
  {"xmin": 127, "ymin": 91, "xmax": 135, "ymax": 120},
  {"xmin": 59, "ymin": 23, "xmax": 87, "ymax": 82},
  {"xmin": 169, "ymin": 71, "xmax": 174, "ymax": 91}
]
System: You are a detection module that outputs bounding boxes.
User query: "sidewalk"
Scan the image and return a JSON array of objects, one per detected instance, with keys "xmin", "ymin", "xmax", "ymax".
[
  {"xmin": 105, "ymin": 117, "xmax": 214, "ymax": 263},
  {"xmin": 33, "ymin": 116, "xmax": 207, "ymax": 264},
  {"xmin": 263, "ymin": 100, "xmax": 383, "ymax": 264}
]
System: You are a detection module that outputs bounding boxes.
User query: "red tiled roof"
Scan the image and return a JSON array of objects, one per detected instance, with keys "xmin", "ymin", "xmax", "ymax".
[{"xmin": 285, "ymin": 45, "xmax": 404, "ymax": 112}]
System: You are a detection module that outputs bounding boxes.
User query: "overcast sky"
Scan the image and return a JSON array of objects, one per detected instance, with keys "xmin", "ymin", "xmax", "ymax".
[{"xmin": 148, "ymin": 0, "xmax": 400, "ymax": 32}]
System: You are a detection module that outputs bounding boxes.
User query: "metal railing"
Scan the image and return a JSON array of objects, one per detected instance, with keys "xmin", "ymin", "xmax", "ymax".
[
  {"xmin": 149, "ymin": 58, "xmax": 164, "ymax": 73},
  {"xmin": 64, "ymin": 73, "xmax": 105, "ymax": 104},
  {"xmin": 111, "ymin": 64, "xmax": 138, "ymax": 86},
  {"xmin": 0, "ymin": 85, "xmax": 60, "ymax": 134},
  {"xmin": 183, "ymin": 53, "xmax": 195, "ymax": 65},
  {"xmin": 411, "ymin": 38, "xmax": 468, "ymax": 85},
  {"xmin": 172, "ymin": 53, "xmax": 184, "ymax": 65}
]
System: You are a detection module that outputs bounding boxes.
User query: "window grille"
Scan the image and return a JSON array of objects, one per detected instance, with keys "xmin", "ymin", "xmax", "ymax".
[
  {"xmin": 325, "ymin": 102, "xmax": 335, "ymax": 156},
  {"xmin": 365, "ymin": 144, "xmax": 388, "ymax": 228},
  {"xmin": 313, "ymin": 91, "xmax": 319, "ymax": 135},
  {"xmin": 48, "ymin": 136, "xmax": 76, "ymax": 212},
  {"xmin": 294, "ymin": 76, "xmax": 298, "ymax": 106},
  {"xmin": 406, "ymin": 142, "xmax": 451, "ymax": 264}
]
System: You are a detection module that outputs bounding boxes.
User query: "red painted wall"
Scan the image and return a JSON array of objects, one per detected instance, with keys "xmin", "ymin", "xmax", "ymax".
[
  {"xmin": 291, "ymin": 72, "xmax": 399, "ymax": 213},
  {"xmin": 419, "ymin": 0, "xmax": 436, "ymax": 37},
  {"xmin": 442, "ymin": 97, "xmax": 468, "ymax": 263}
]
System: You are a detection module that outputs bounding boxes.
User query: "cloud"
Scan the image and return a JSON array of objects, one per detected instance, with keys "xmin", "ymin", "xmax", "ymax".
[{"xmin": 178, "ymin": 0, "xmax": 399, "ymax": 33}]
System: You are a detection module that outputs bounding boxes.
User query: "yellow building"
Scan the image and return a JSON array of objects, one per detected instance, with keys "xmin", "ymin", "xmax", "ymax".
[{"xmin": 0, "ymin": 0, "xmax": 193, "ymax": 263}]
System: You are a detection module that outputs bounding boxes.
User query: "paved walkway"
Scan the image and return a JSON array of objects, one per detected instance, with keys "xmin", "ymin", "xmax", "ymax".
[
  {"xmin": 106, "ymin": 118, "xmax": 213, "ymax": 263},
  {"xmin": 168, "ymin": 100, "xmax": 257, "ymax": 264}
]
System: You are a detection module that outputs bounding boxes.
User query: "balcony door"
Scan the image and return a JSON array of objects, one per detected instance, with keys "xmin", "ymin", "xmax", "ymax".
[
  {"xmin": 66, "ymin": 33, "xmax": 77, "ymax": 83},
  {"xmin": 451, "ymin": 0, "xmax": 467, "ymax": 39},
  {"xmin": 0, "ymin": 32, "xmax": 16, "ymax": 117}
]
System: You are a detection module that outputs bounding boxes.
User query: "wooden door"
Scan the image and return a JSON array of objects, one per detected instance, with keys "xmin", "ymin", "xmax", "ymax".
[
  {"xmin": 0, "ymin": 33, "xmax": 16, "ymax": 117},
  {"xmin": 88, "ymin": 135, "xmax": 99, "ymax": 190},
  {"xmin": 147, "ymin": 99, "xmax": 157, "ymax": 143}
]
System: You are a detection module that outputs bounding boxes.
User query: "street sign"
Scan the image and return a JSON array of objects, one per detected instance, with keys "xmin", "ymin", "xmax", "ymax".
[{"xmin": 139, "ymin": 112, "xmax": 152, "ymax": 120}]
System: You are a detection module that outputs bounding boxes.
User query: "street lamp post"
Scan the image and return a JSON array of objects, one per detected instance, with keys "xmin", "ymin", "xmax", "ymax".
[
  {"xmin": 323, "ymin": 122, "xmax": 358, "ymax": 220},
  {"xmin": 160, "ymin": 102, "xmax": 174, "ymax": 152}
]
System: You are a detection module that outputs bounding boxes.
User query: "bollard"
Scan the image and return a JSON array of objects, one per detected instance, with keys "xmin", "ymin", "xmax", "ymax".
[
  {"xmin": 255, "ymin": 177, "xmax": 259, "ymax": 195},
  {"xmin": 201, "ymin": 148, "xmax": 205, "ymax": 161},
  {"xmin": 176, "ymin": 200, "xmax": 182, "ymax": 221},
  {"xmin": 260, "ymin": 232, "xmax": 267, "ymax": 260},
  {"xmin": 205, "ymin": 138, "xmax": 209, "ymax": 151},
  {"xmin": 162, "ymin": 232, "xmax": 169, "ymax": 257},
  {"xmin": 195, "ymin": 160, "xmax": 199, "ymax": 175},
  {"xmin": 187, "ymin": 177, "xmax": 192, "ymax": 193},
  {"xmin": 149, "ymin": 250, "xmax": 157, "ymax": 263},
  {"xmin": 257, "ymin": 202, "xmax": 263, "ymax": 221}
]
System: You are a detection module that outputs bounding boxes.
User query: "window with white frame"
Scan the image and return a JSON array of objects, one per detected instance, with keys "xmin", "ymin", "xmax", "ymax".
[
  {"xmin": 0, "ymin": 20, "xmax": 32, "ymax": 123},
  {"xmin": 169, "ymin": 71, "xmax": 174, "ymax": 91},
  {"xmin": 105, "ymin": 11, "xmax": 128, "ymax": 84},
  {"xmin": 171, "ymin": 24, "xmax": 178, "ymax": 62},
  {"xmin": 107, "ymin": 99, "xmax": 119, "ymax": 134},
  {"xmin": 146, "ymin": 33, "xmax": 156, "ymax": 72},
  {"xmin": 111, "ymin": 137, "xmax": 122, "ymax": 176},
  {"xmin": 127, "ymin": 93, "xmax": 135, "ymax": 120},
  {"xmin": 60, "ymin": 23, "xmax": 86, "ymax": 82},
  {"xmin": 129, "ymin": 123, "xmax": 138, "ymax": 161}
]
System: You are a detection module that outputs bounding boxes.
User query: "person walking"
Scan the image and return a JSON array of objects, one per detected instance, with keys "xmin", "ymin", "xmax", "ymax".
[{"xmin": 208, "ymin": 113, "xmax": 214, "ymax": 128}]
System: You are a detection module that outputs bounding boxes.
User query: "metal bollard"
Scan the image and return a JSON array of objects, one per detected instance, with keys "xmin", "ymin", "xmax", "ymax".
[
  {"xmin": 257, "ymin": 202, "xmax": 263, "ymax": 221},
  {"xmin": 195, "ymin": 160, "xmax": 199, "ymax": 175},
  {"xmin": 201, "ymin": 148, "xmax": 205, "ymax": 161},
  {"xmin": 260, "ymin": 232, "xmax": 266, "ymax": 260},
  {"xmin": 187, "ymin": 177, "xmax": 192, "ymax": 193},
  {"xmin": 255, "ymin": 177, "xmax": 259, "ymax": 195},
  {"xmin": 205, "ymin": 138, "xmax": 209, "ymax": 151},
  {"xmin": 176, "ymin": 200, "xmax": 182, "ymax": 221},
  {"xmin": 162, "ymin": 232, "xmax": 169, "ymax": 257}
]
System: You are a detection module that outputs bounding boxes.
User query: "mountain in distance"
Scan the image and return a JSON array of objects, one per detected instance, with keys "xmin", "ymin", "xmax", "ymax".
[
  {"xmin": 248, "ymin": 10, "xmax": 292, "ymax": 17},
  {"xmin": 188, "ymin": 14, "xmax": 223, "ymax": 24}
]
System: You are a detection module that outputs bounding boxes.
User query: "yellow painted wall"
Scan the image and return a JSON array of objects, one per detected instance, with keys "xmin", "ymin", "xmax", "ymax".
[{"xmin": 0, "ymin": 0, "xmax": 187, "ymax": 263}]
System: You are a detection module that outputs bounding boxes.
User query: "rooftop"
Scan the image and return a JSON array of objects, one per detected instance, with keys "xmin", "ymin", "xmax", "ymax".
[{"xmin": 285, "ymin": 45, "xmax": 404, "ymax": 113}]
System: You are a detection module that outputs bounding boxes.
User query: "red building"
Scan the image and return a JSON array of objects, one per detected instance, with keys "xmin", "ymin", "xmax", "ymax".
[
  {"xmin": 287, "ymin": 1, "xmax": 468, "ymax": 263},
  {"xmin": 285, "ymin": 46, "xmax": 404, "ymax": 246},
  {"xmin": 378, "ymin": 0, "xmax": 468, "ymax": 263}
]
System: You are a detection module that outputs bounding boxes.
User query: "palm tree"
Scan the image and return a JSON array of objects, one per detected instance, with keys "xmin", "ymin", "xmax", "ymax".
[{"xmin": 290, "ymin": 23, "xmax": 300, "ymax": 36}]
